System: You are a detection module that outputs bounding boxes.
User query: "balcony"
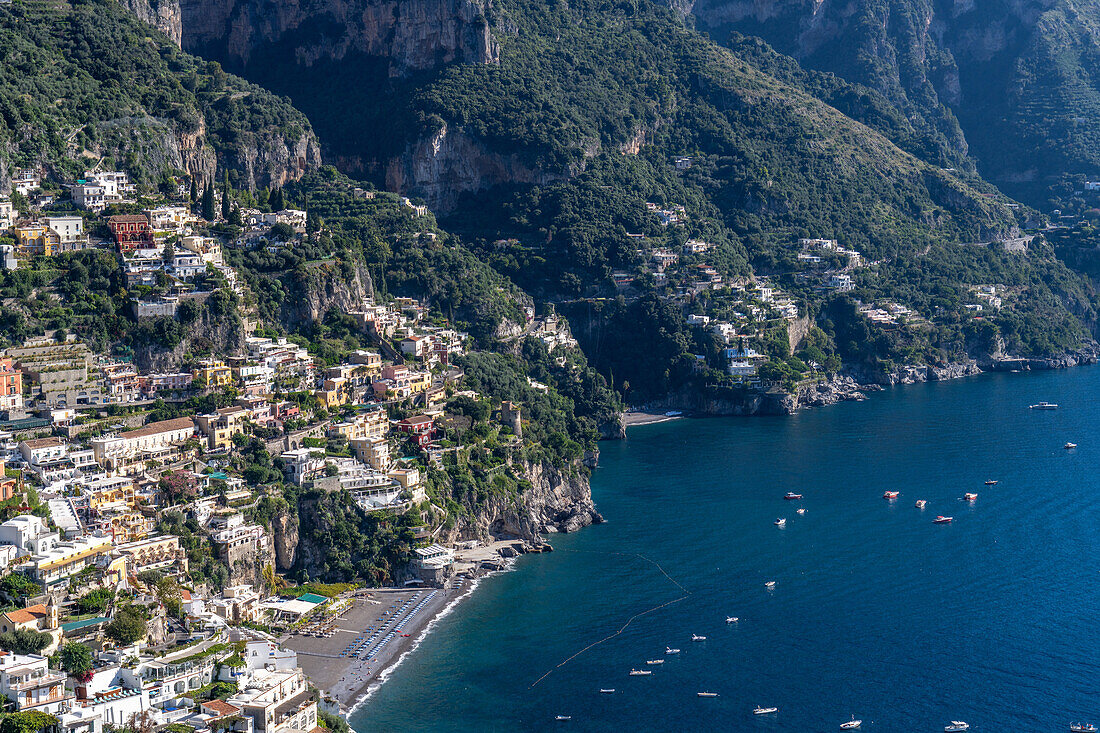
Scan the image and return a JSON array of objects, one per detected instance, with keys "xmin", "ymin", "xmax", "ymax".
[{"xmin": 11, "ymin": 672, "xmax": 66, "ymax": 691}]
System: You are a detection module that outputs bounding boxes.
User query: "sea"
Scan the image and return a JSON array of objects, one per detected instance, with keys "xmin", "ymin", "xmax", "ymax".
[{"xmin": 352, "ymin": 366, "xmax": 1100, "ymax": 732}]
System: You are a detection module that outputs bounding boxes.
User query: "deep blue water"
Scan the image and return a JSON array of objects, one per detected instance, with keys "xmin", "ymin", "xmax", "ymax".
[{"xmin": 352, "ymin": 368, "xmax": 1100, "ymax": 732}]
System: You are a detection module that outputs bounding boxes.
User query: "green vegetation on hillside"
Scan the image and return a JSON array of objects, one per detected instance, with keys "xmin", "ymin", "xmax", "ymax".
[{"xmin": 0, "ymin": 0, "xmax": 316, "ymax": 189}]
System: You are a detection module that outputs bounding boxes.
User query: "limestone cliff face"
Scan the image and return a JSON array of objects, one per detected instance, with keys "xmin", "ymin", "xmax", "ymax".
[
  {"xmin": 131, "ymin": 307, "xmax": 246, "ymax": 373},
  {"xmin": 444, "ymin": 459, "xmax": 603, "ymax": 541},
  {"xmin": 271, "ymin": 506, "xmax": 300, "ymax": 572},
  {"xmin": 379, "ymin": 123, "xmax": 562, "ymax": 213},
  {"xmin": 119, "ymin": 0, "xmax": 183, "ymax": 44},
  {"xmin": 280, "ymin": 259, "xmax": 375, "ymax": 329},
  {"xmin": 178, "ymin": 0, "xmax": 498, "ymax": 76}
]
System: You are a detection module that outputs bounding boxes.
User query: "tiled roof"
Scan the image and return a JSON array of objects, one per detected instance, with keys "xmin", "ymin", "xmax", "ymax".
[
  {"xmin": 4, "ymin": 604, "xmax": 47, "ymax": 625},
  {"xmin": 119, "ymin": 417, "xmax": 194, "ymax": 440}
]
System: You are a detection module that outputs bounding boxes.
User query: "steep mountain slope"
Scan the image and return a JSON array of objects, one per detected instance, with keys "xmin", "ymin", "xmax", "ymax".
[
  {"xmin": 679, "ymin": 0, "xmax": 1100, "ymax": 205},
  {"xmin": 0, "ymin": 0, "xmax": 320, "ymax": 191}
]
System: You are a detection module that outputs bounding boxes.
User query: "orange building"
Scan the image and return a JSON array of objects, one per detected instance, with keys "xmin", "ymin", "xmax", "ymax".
[{"xmin": 0, "ymin": 359, "xmax": 21, "ymax": 411}]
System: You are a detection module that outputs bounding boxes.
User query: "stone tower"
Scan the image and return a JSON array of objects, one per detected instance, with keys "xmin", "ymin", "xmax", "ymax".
[{"xmin": 501, "ymin": 401, "xmax": 522, "ymax": 439}]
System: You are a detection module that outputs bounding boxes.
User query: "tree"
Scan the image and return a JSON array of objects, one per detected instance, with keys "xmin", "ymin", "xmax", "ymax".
[
  {"xmin": 57, "ymin": 643, "xmax": 93, "ymax": 678},
  {"xmin": 221, "ymin": 170, "xmax": 232, "ymax": 220},
  {"xmin": 0, "ymin": 628, "xmax": 52, "ymax": 655},
  {"xmin": 105, "ymin": 606, "xmax": 148, "ymax": 645},
  {"xmin": 268, "ymin": 222, "xmax": 294, "ymax": 241},
  {"xmin": 269, "ymin": 187, "xmax": 285, "ymax": 211},
  {"xmin": 0, "ymin": 574, "xmax": 39, "ymax": 602},
  {"xmin": 189, "ymin": 178, "xmax": 197, "ymax": 203},
  {"xmin": 159, "ymin": 471, "xmax": 197, "ymax": 504},
  {"xmin": 0, "ymin": 711, "xmax": 59, "ymax": 733},
  {"xmin": 201, "ymin": 182, "xmax": 216, "ymax": 221}
]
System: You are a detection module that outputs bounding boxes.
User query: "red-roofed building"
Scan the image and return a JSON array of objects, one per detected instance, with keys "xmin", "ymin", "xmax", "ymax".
[
  {"xmin": 108, "ymin": 215, "xmax": 154, "ymax": 253},
  {"xmin": 395, "ymin": 415, "xmax": 436, "ymax": 447}
]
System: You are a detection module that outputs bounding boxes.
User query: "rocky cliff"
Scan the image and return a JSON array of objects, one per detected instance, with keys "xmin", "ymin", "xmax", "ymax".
[
  {"xmin": 679, "ymin": 0, "xmax": 1100, "ymax": 202},
  {"xmin": 131, "ymin": 307, "xmax": 246, "ymax": 373},
  {"xmin": 177, "ymin": 0, "xmax": 498, "ymax": 75},
  {"xmin": 119, "ymin": 0, "xmax": 183, "ymax": 44},
  {"xmin": 280, "ymin": 259, "xmax": 375, "ymax": 329},
  {"xmin": 379, "ymin": 123, "xmax": 564, "ymax": 211},
  {"xmin": 444, "ymin": 459, "xmax": 603, "ymax": 542}
]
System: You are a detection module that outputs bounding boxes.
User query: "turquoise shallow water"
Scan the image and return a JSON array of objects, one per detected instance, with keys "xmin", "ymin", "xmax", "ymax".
[{"xmin": 352, "ymin": 367, "xmax": 1100, "ymax": 732}]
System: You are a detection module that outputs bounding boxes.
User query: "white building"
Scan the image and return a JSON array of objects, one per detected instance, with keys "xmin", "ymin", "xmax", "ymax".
[
  {"xmin": 71, "ymin": 184, "xmax": 106, "ymax": 212},
  {"xmin": 0, "ymin": 651, "xmax": 70, "ymax": 713},
  {"xmin": 44, "ymin": 216, "xmax": 85, "ymax": 245},
  {"xmin": 0, "ymin": 200, "xmax": 13, "ymax": 231}
]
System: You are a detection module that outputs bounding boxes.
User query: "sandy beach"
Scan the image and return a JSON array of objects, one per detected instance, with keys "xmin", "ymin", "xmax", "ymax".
[
  {"xmin": 623, "ymin": 409, "xmax": 684, "ymax": 428},
  {"xmin": 282, "ymin": 539, "xmax": 526, "ymax": 713}
]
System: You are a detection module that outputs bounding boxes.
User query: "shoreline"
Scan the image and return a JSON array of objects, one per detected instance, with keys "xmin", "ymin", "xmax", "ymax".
[{"xmin": 285, "ymin": 541, "xmax": 525, "ymax": 723}]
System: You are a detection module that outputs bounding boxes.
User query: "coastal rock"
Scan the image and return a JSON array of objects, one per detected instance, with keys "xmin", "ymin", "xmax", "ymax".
[
  {"xmin": 271, "ymin": 505, "xmax": 300, "ymax": 572},
  {"xmin": 131, "ymin": 307, "xmax": 246, "ymax": 373},
  {"xmin": 280, "ymin": 259, "xmax": 375, "ymax": 329}
]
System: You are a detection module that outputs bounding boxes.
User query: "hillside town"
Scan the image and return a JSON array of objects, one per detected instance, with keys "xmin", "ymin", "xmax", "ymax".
[{"xmin": 0, "ymin": 166, "xmax": 576, "ymax": 732}]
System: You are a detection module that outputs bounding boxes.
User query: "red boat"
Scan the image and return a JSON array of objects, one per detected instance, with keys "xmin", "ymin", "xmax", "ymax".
[
  {"xmin": 883, "ymin": 491, "xmax": 900, "ymax": 499},
  {"xmin": 963, "ymin": 493, "xmax": 977, "ymax": 501},
  {"xmin": 933, "ymin": 515, "xmax": 953, "ymax": 524},
  {"xmin": 784, "ymin": 492, "xmax": 803, "ymax": 500}
]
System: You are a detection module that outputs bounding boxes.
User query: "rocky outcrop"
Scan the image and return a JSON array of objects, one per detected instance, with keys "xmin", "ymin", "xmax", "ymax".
[
  {"xmin": 281, "ymin": 259, "xmax": 375, "ymax": 329},
  {"xmin": 119, "ymin": 0, "xmax": 183, "ymax": 44},
  {"xmin": 271, "ymin": 506, "xmax": 300, "ymax": 572},
  {"xmin": 443, "ymin": 460, "xmax": 603, "ymax": 543},
  {"xmin": 381, "ymin": 123, "xmax": 565, "ymax": 211},
  {"xmin": 178, "ymin": 0, "xmax": 498, "ymax": 76},
  {"xmin": 131, "ymin": 308, "xmax": 246, "ymax": 373}
]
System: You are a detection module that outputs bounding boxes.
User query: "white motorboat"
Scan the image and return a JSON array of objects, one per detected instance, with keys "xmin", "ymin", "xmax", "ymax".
[
  {"xmin": 933, "ymin": 515, "xmax": 953, "ymax": 524},
  {"xmin": 697, "ymin": 691, "xmax": 719, "ymax": 697},
  {"xmin": 1065, "ymin": 442, "xmax": 1078, "ymax": 449},
  {"xmin": 944, "ymin": 722, "xmax": 970, "ymax": 732},
  {"xmin": 628, "ymin": 669, "xmax": 651, "ymax": 676},
  {"xmin": 775, "ymin": 517, "xmax": 787, "ymax": 527},
  {"xmin": 840, "ymin": 717, "xmax": 862, "ymax": 729},
  {"xmin": 1070, "ymin": 724, "xmax": 1097, "ymax": 733},
  {"xmin": 646, "ymin": 659, "xmax": 664, "ymax": 665},
  {"xmin": 796, "ymin": 507, "xmax": 807, "ymax": 514},
  {"xmin": 599, "ymin": 689, "xmax": 615, "ymax": 694},
  {"xmin": 692, "ymin": 634, "xmax": 706, "ymax": 641},
  {"xmin": 555, "ymin": 715, "xmax": 571, "ymax": 721},
  {"xmin": 726, "ymin": 616, "xmax": 739, "ymax": 623},
  {"xmin": 1030, "ymin": 402, "xmax": 1059, "ymax": 410},
  {"xmin": 765, "ymin": 580, "xmax": 777, "ymax": 589},
  {"xmin": 915, "ymin": 499, "xmax": 928, "ymax": 508},
  {"xmin": 665, "ymin": 647, "xmax": 680, "ymax": 654},
  {"xmin": 753, "ymin": 706, "xmax": 778, "ymax": 715}
]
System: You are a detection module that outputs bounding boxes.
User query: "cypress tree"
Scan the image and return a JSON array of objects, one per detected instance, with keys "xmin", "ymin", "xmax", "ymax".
[
  {"xmin": 221, "ymin": 170, "xmax": 232, "ymax": 219},
  {"xmin": 189, "ymin": 178, "xmax": 197, "ymax": 203},
  {"xmin": 201, "ymin": 181, "xmax": 215, "ymax": 221}
]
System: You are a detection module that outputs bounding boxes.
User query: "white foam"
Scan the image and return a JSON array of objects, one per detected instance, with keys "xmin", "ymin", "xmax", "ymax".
[{"xmin": 346, "ymin": 557, "xmax": 519, "ymax": 722}]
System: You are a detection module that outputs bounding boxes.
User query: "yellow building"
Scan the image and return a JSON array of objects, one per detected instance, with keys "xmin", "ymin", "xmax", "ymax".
[
  {"xmin": 193, "ymin": 359, "xmax": 233, "ymax": 389},
  {"xmin": 193, "ymin": 405, "xmax": 250, "ymax": 450},
  {"xmin": 14, "ymin": 225, "xmax": 60, "ymax": 258}
]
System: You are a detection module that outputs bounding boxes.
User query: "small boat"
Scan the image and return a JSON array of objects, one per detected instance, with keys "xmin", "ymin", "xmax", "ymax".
[
  {"xmin": 765, "ymin": 580, "xmax": 776, "ymax": 589},
  {"xmin": 629, "ymin": 669, "xmax": 651, "ymax": 676},
  {"xmin": 665, "ymin": 647, "xmax": 680, "ymax": 654},
  {"xmin": 1030, "ymin": 402, "xmax": 1059, "ymax": 410},
  {"xmin": 726, "ymin": 616, "xmax": 739, "ymax": 623},
  {"xmin": 1065, "ymin": 442, "xmax": 1077, "ymax": 449},
  {"xmin": 784, "ymin": 492, "xmax": 803, "ymax": 500},
  {"xmin": 697, "ymin": 691, "xmax": 719, "ymax": 697},
  {"xmin": 883, "ymin": 490, "xmax": 900, "ymax": 499},
  {"xmin": 1070, "ymin": 724, "xmax": 1097, "ymax": 733},
  {"xmin": 796, "ymin": 507, "xmax": 807, "ymax": 514},
  {"xmin": 555, "ymin": 715, "xmax": 571, "ymax": 721},
  {"xmin": 915, "ymin": 499, "xmax": 928, "ymax": 509},
  {"xmin": 754, "ymin": 706, "xmax": 778, "ymax": 715},
  {"xmin": 840, "ymin": 718, "xmax": 862, "ymax": 730},
  {"xmin": 692, "ymin": 634, "xmax": 706, "ymax": 641},
  {"xmin": 962, "ymin": 493, "xmax": 977, "ymax": 501},
  {"xmin": 664, "ymin": 410, "xmax": 683, "ymax": 417},
  {"xmin": 933, "ymin": 515, "xmax": 953, "ymax": 524},
  {"xmin": 944, "ymin": 722, "xmax": 969, "ymax": 732},
  {"xmin": 985, "ymin": 480, "xmax": 998, "ymax": 485},
  {"xmin": 646, "ymin": 659, "xmax": 664, "ymax": 665},
  {"xmin": 599, "ymin": 689, "xmax": 615, "ymax": 694},
  {"xmin": 774, "ymin": 517, "xmax": 787, "ymax": 527}
]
